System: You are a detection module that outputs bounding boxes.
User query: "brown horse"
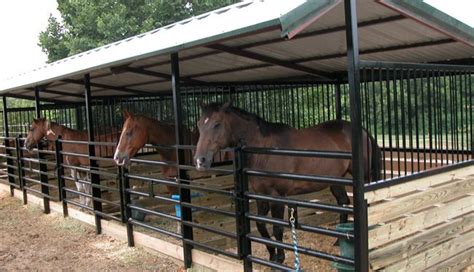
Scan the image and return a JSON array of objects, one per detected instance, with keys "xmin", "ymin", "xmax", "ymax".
[
  {"xmin": 113, "ymin": 110, "xmax": 196, "ymax": 194},
  {"xmin": 24, "ymin": 118, "xmax": 119, "ymax": 207},
  {"xmin": 194, "ymin": 102, "xmax": 381, "ymax": 264}
]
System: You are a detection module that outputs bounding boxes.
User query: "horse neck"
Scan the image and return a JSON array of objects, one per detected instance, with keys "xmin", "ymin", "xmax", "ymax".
[
  {"xmin": 50, "ymin": 123, "xmax": 84, "ymax": 140},
  {"xmin": 230, "ymin": 114, "xmax": 272, "ymax": 147},
  {"xmin": 144, "ymin": 118, "xmax": 175, "ymax": 145}
]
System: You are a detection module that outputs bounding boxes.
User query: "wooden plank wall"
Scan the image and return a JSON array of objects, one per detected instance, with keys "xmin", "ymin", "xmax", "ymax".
[{"xmin": 366, "ymin": 165, "xmax": 474, "ymax": 271}]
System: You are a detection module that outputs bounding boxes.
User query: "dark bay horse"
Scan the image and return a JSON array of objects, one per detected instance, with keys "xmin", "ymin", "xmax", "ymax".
[
  {"xmin": 194, "ymin": 102, "xmax": 381, "ymax": 264},
  {"xmin": 24, "ymin": 118, "xmax": 119, "ymax": 207},
  {"xmin": 113, "ymin": 110, "xmax": 197, "ymax": 194}
]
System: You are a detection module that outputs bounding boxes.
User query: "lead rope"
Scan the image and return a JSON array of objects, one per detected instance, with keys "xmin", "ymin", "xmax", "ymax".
[{"xmin": 290, "ymin": 208, "xmax": 301, "ymax": 271}]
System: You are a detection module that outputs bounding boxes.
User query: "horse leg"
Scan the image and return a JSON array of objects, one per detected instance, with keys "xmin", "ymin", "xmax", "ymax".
[
  {"xmin": 72, "ymin": 169, "xmax": 84, "ymax": 206},
  {"xmin": 83, "ymin": 172, "xmax": 92, "ymax": 208},
  {"xmin": 330, "ymin": 185, "xmax": 350, "ymax": 223},
  {"xmin": 270, "ymin": 203, "xmax": 285, "ymax": 264},
  {"xmin": 256, "ymin": 201, "xmax": 275, "ymax": 261},
  {"xmin": 330, "ymin": 185, "xmax": 350, "ymax": 246}
]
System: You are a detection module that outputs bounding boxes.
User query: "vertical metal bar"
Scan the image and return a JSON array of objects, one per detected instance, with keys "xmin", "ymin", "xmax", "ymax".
[
  {"xmin": 35, "ymin": 88, "xmax": 50, "ymax": 213},
  {"xmin": 427, "ymin": 69, "xmax": 433, "ymax": 168},
  {"xmin": 121, "ymin": 167, "xmax": 134, "ymax": 246},
  {"xmin": 344, "ymin": 1, "xmax": 368, "ymax": 271},
  {"xmin": 84, "ymin": 74, "xmax": 102, "ymax": 234},
  {"xmin": 55, "ymin": 136, "xmax": 68, "ymax": 216},
  {"xmin": 379, "ymin": 69, "xmax": 386, "ymax": 179},
  {"xmin": 393, "ymin": 69, "xmax": 400, "ymax": 177},
  {"xmin": 415, "ymin": 70, "xmax": 421, "ymax": 171},
  {"xmin": 2, "ymin": 96, "xmax": 15, "ymax": 196},
  {"xmin": 15, "ymin": 135, "xmax": 27, "ymax": 204},
  {"xmin": 171, "ymin": 52, "xmax": 193, "ymax": 269},
  {"xmin": 335, "ymin": 80, "xmax": 343, "ymax": 120},
  {"xmin": 407, "ymin": 69, "xmax": 414, "ymax": 172},
  {"xmin": 469, "ymin": 72, "xmax": 473, "ymax": 158},
  {"xmin": 386, "ymin": 69, "xmax": 393, "ymax": 178},
  {"xmin": 117, "ymin": 165, "xmax": 126, "ymax": 223}
]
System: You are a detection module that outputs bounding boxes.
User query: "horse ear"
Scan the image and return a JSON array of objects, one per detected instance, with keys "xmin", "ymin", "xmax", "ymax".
[
  {"xmin": 44, "ymin": 120, "xmax": 51, "ymax": 130},
  {"xmin": 220, "ymin": 101, "xmax": 232, "ymax": 112},
  {"xmin": 123, "ymin": 109, "xmax": 132, "ymax": 119},
  {"xmin": 44, "ymin": 120, "xmax": 55, "ymax": 136},
  {"xmin": 198, "ymin": 100, "xmax": 205, "ymax": 110}
]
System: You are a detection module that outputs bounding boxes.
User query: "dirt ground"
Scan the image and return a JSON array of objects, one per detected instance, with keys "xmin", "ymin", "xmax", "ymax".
[{"xmin": 0, "ymin": 190, "xmax": 182, "ymax": 271}]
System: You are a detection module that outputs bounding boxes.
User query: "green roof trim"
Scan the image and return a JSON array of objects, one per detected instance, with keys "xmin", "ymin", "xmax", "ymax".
[
  {"xmin": 380, "ymin": 0, "xmax": 474, "ymax": 46},
  {"xmin": 280, "ymin": 0, "xmax": 341, "ymax": 39}
]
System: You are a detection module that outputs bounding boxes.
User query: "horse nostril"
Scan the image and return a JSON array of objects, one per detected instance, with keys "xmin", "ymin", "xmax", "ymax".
[{"xmin": 196, "ymin": 157, "xmax": 206, "ymax": 166}]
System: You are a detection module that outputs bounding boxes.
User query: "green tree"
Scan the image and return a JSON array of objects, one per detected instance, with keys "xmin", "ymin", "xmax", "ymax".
[{"xmin": 39, "ymin": 0, "xmax": 239, "ymax": 63}]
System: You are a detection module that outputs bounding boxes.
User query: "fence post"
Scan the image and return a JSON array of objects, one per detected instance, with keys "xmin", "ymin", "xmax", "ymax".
[
  {"xmin": 344, "ymin": 0, "xmax": 369, "ymax": 271},
  {"xmin": 84, "ymin": 73, "xmax": 102, "ymax": 234},
  {"xmin": 121, "ymin": 167, "xmax": 134, "ymax": 246},
  {"xmin": 35, "ymin": 88, "xmax": 51, "ymax": 214},
  {"xmin": 55, "ymin": 136, "xmax": 68, "ymax": 216},
  {"xmin": 15, "ymin": 135, "xmax": 27, "ymax": 204},
  {"xmin": 171, "ymin": 52, "xmax": 194, "ymax": 268},
  {"xmin": 2, "ymin": 96, "xmax": 15, "ymax": 196},
  {"xmin": 234, "ymin": 147, "xmax": 252, "ymax": 272}
]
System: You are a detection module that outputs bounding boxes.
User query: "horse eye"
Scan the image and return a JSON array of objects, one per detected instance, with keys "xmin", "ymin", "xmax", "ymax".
[
  {"xmin": 213, "ymin": 123, "xmax": 221, "ymax": 129},
  {"xmin": 126, "ymin": 131, "xmax": 133, "ymax": 137}
]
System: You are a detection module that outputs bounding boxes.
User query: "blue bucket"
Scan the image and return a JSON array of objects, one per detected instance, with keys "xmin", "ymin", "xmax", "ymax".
[
  {"xmin": 331, "ymin": 222, "xmax": 355, "ymax": 271},
  {"xmin": 172, "ymin": 193, "xmax": 202, "ymax": 218}
]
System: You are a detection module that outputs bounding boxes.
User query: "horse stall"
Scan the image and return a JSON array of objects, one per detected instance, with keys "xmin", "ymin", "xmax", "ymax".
[{"xmin": 0, "ymin": 1, "xmax": 473, "ymax": 271}]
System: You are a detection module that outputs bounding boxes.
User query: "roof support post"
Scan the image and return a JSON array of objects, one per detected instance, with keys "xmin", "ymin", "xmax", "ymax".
[
  {"xmin": 335, "ymin": 79, "xmax": 343, "ymax": 120},
  {"xmin": 2, "ymin": 95, "xmax": 16, "ymax": 197},
  {"xmin": 84, "ymin": 74, "xmax": 102, "ymax": 234},
  {"xmin": 171, "ymin": 52, "xmax": 193, "ymax": 269},
  {"xmin": 35, "ymin": 87, "xmax": 51, "ymax": 214},
  {"xmin": 344, "ymin": 1, "xmax": 369, "ymax": 271}
]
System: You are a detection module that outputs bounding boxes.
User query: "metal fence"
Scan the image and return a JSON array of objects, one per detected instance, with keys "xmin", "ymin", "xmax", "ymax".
[{"xmin": 0, "ymin": 61, "xmax": 472, "ymax": 271}]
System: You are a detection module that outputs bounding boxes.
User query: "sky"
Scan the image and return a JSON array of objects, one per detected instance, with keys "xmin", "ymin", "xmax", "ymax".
[{"xmin": 0, "ymin": 0, "xmax": 472, "ymax": 81}]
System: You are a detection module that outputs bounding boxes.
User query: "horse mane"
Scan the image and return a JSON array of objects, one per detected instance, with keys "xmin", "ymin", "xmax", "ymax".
[{"xmin": 202, "ymin": 103, "xmax": 291, "ymax": 136}]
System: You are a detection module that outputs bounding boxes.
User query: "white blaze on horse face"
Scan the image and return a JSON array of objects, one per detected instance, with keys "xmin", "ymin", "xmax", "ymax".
[{"xmin": 204, "ymin": 118, "xmax": 209, "ymax": 125}]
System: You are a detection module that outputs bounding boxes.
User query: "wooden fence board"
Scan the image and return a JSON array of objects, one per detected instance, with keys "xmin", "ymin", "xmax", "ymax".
[
  {"xmin": 369, "ymin": 214, "xmax": 474, "ymax": 270},
  {"xmin": 366, "ymin": 165, "xmax": 474, "ymax": 203},
  {"xmin": 368, "ymin": 178, "xmax": 474, "ymax": 225},
  {"xmin": 382, "ymin": 230, "xmax": 473, "ymax": 271},
  {"xmin": 369, "ymin": 195, "xmax": 473, "ymax": 249},
  {"xmin": 425, "ymin": 247, "xmax": 473, "ymax": 271}
]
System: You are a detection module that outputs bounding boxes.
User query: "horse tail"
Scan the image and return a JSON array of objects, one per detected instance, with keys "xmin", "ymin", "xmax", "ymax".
[{"xmin": 370, "ymin": 136, "xmax": 382, "ymax": 182}]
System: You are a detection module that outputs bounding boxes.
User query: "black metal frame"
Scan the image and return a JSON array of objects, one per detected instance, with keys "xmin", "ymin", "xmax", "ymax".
[{"xmin": 0, "ymin": 1, "xmax": 472, "ymax": 271}]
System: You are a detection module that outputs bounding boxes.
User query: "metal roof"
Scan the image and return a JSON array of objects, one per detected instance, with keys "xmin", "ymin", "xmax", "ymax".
[{"xmin": 1, "ymin": 0, "xmax": 473, "ymax": 102}]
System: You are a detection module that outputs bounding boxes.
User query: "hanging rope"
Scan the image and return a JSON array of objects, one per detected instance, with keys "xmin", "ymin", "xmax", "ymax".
[{"xmin": 289, "ymin": 207, "xmax": 300, "ymax": 271}]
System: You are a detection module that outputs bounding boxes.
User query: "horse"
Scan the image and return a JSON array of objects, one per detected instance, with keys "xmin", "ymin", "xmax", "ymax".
[
  {"xmin": 24, "ymin": 118, "xmax": 119, "ymax": 208},
  {"xmin": 113, "ymin": 110, "xmax": 197, "ymax": 194},
  {"xmin": 194, "ymin": 102, "xmax": 381, "ymax": 264}
]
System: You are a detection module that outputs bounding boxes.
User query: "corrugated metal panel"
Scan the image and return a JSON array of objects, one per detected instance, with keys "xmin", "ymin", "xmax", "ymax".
[
  {"xmin": 1, "ymin": 0, "xmax": 472, "ymax": 102},
  {"xmin": 0, "ymin": 0, "xmax": 322, "ymax": 94}
]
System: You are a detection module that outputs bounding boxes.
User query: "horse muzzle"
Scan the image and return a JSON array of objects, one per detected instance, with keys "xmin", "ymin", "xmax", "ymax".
[
  {"xmin": 195, "ymin": 155, "xmax": 212, "ymax": 171},
  {"xmin": 24, "ymin": 140, "xmax": 34, "ymax": 151},
  {"xmin": 114, "ymin": 151, "xmax": 130, "ymax": 166}
]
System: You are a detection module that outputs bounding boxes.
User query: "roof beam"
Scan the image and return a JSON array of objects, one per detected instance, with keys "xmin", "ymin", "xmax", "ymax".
[
  {"xmin": 183, "ymin": 39, "xmax": 454, "ymax": 80},
  {"xmin": 294, "ymin": 38, "xmax": 455, "ymax": 63},
  {"xmin": 118, "ymin": 66, "xmax": 205, "ymax": 84},
  {"xmin": 4, "ymin": 93, "xmax": 68, "ymax": 104},
  {"xmin": 143, "ymin": 15, "xmax": 407, "ymax": 69},
  {"xmin": 26, "ymin": 88, "xmax": 85, "ymax": 99},
  {"xmin": 237, "ymin": 15, "xmax": 407, "ymax": 49},
  {"xmin": 62, "ymin": 79, "xmax": 154, "ymax": 96},
  {"xmin": 207, "ymin": 44, "xmax": 334, "ymax": 80}
]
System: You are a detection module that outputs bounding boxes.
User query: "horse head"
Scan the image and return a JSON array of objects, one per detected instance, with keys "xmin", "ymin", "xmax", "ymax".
[
  {"xmin": 114, "ymin": 110, "xmax": 148, "ymax": 166},
  {"xmin": 24, "ymin": 118, "xmax": 55, "ymax": 150},
  {"xmin": 194, "ymin": 101, "xmax": 234, "ymax": 171}
]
